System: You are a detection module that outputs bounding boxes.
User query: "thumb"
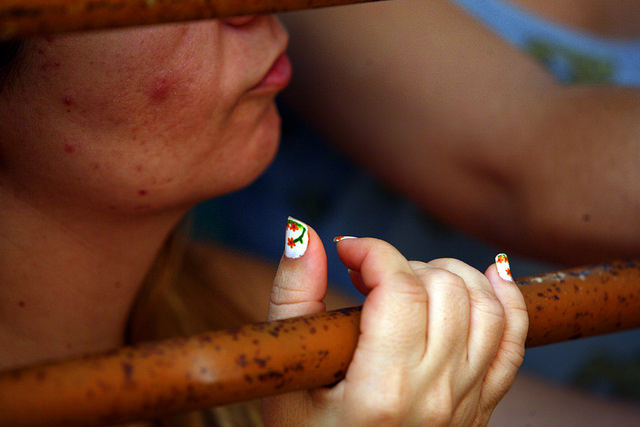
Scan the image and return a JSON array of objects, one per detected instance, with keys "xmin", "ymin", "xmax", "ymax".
[
  {"xmin": 264, "ymin": 217, "xmax": 328, "ymax": 427},
  {"xmin": 268, "ymin": 217, "xmax": 328, "ymax": 321}
]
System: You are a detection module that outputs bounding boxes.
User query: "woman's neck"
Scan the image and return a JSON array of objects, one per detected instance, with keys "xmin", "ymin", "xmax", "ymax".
[
  {"xmin": 0, "ymin": 190, "xmax": 187, "ymax": 370},
  {"xmin": 509, "ymin": 0, "xmax": 640, "ymax": 38}
]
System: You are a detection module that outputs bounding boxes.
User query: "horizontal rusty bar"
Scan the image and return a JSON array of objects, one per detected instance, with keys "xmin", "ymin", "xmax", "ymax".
[
  {"xmin": 519, "ymin": 259, "xmax": 640, "ymax": 347},
  {"xmin": 0, "ymin": 0, "xmax": 382, "ymax": 40},
  {"xmin": 0, "ymin": 260, "xmax": 638, "ymax": 425}
]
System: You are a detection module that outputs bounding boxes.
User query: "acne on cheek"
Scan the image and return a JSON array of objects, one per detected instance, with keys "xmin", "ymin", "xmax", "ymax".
[
  {"xmin": 36, "ymin": 38, "xmax": 64, "ymax": 74},
  {"xmin": 147, "ymin": 76, "xmax": 180, "ymax": 104},
  {"xmin": 141, "ymin": 73, "xmax": 202, "ymax": 140},
  {"xmin": 40, "ymin": 59, "xmax": 61, "ymax": 72},
  {"xmin": 37, "ymin": 46, "xmax": 60, "ymax": 72},
  {"xmin": 144, "ymin": 57, "xmax": 200, "ymax": 106}
]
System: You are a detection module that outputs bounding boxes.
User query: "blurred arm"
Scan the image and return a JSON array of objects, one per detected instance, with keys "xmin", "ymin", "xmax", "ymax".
[
  {"xmin": 491, "ymin": 373, "xmax": 640, "ymax": 426},
  {"xmin": 281, "ymin": 0, "xmax": 640, "ymax": 264}
]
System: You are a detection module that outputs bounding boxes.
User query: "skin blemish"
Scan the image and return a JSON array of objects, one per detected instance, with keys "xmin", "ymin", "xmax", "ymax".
[
  {"xmin": 148, "ymin": 77, "xmax": 173, "ymax": 103},
  {"xmin": 18, "ymin": 301, "xmax": 25, "ymax": 308},
  {"xmin": 63, "ymin": 144, "xmax": 75, "ymax": 154},
  {"xmin": 62, "ymin": 96, "xmax": 73, "ymax": 112},
  {"xmin": 41, "ymin": 61, "xmax": 61, "ymax": 72},
  {"xmin": 138, "ymin": 189, "xmax": 148, "ymax": 196}
]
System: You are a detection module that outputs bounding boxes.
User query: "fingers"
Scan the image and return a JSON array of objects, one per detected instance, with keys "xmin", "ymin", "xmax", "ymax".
[
  {"xmin": 267, "ymin": 226, "xmax": 526, "ymax": 426},
  {"xmin": 427, "ymin": 258, "xmax": 505, "ymax": 373},
  {"xmin": 408, "ymin": 260, "xmax": 470, "ymax": 366},
  {"xmin": 334, "ymin": 239, "xmax": 521, "ymax": 426},
  {"xmin": 336, "ymin": 237, "xmax": 428, "ymax": 372},
  {"xmin": 268, "ymin": 217, "xmax": 327, "ymax": 321},
  {"xmin": 480, "ymin": 255, "xmax": 529, "ymax": 411}
]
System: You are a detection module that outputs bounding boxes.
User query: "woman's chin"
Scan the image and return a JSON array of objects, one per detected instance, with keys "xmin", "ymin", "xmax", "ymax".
[
  {"xmin": 195, "ymin": 107, "xmax": 281, "ymax": 202},
  {"xmin": 101, "ymin": 104, "xmax": 283, "ymax": 213},
  {"xmin": 231, "ymin": 103, "xmax": 281, "ymax": 188}
]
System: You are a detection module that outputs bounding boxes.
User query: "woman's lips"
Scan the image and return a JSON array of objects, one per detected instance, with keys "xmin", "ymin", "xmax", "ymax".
[{"xmin": 253, "ymin": 53, "xmax": 292, "ymax": 92}]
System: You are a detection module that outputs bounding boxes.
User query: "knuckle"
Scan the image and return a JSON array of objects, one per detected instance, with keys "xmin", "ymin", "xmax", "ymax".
[
  {"xmin": 270, "ymin": 278, "xmax": 312, "ymax": 306},
  {"xmin": 498, "ymin": 344, "xmax": 526, "ymax": 371},
  {"xmin": 421, "ymin": 267, "xmax": 463, "ymax": 288},
  {"xmin": 510, "ymin": 305, "xmax": 530, "ymax": 334},
  {"xmin": 386, "ymin": 270, "xmax": 428, "ymax": 300},
  {"xmin": 408, "ymin": 260, "xmax": 429, "ymax": 273},
  {"xmin": 501, "ymin": 330, "xmax": 528, "ymax": 364},
  {"xmin": 269, "ymin": 283, "xmax": 296, "ymax": 305},
  {"xmin": 422, "ymin": 269, "xmax": 469, "ymax": 301},
  {"xmin": 367, "ymin": 238, "xmax": 406, "ymax": 260},
  {"xmin": 429, "ymin": 257, "xmax": 463, "ymax": 270},
  {"xmin": 472, "ymin": 289, "xmax": 506, "ymax": 324}
]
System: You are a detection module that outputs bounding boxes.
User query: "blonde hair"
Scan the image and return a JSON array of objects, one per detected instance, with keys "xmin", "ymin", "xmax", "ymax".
[{"xmin": 127, "ymin": 224, "xmax": 264, "ymax": 427}]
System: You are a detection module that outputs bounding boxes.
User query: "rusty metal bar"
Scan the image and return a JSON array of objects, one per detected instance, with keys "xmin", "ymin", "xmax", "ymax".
[
  {"xmin": 0, "ymin": 0, "xmax": 381, "ymax": 40},
  {"xmin": 520, "ymin": 260, "xmax": 640, "ymax": 347},
  {"xmin": 0, "ymin": 260, "xmax": 639, "ymax": 426}
]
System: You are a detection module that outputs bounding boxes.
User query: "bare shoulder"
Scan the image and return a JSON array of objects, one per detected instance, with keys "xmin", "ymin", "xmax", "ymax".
[
  {"xmin": 185, "ymin": 242, "xmax": 356, "ymax": 322},
  {"xmin": 184, "ymin": 242, "xmax": 278, "ymax": 323}
]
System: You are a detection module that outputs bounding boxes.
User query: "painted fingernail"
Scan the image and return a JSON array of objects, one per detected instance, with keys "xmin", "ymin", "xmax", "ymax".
[
  {"xmin": 495, "ymin": 253, "xmax": 514, "ymax": 282},
  {"xmin": 333, "ymin": 236, "xmax": 357, "ymax": 242},
  {"xmin": 285, "ymin": 217, "xmax": 309, "ymax": 259}
]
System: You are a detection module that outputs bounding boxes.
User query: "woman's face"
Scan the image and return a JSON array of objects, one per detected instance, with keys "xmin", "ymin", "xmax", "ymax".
[{"xmin": 0, "ymin": 16, "xmax": 290, "ymax": 214}]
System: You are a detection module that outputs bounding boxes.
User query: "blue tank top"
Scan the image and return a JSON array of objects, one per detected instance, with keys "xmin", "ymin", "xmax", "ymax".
[{"xmin": 452, "ymin": 0, "xmax": 640, "ymax": 85}]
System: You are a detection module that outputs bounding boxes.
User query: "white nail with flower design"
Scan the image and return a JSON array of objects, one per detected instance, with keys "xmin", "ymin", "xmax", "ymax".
[
  {"xmin": 495, "ymin": 253, "xmax": 514, "ymax": 282},
  {"xmin": 285, "ymin": 217, "xmax": 309, "ymax": 259}
]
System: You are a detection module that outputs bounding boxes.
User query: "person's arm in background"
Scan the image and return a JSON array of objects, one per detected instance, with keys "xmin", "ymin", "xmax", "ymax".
[{"xmin": 280, "ymin": 0, "xmax": 640, "ymax": 266}]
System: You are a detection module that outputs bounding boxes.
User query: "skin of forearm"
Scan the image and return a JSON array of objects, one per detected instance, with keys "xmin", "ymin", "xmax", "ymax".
[
  {"xmin": 509, "ymin": 86, "xmax": 640, "ymax": 264},
  {"xmin": 281, "ymin": 0, "xmax": 640, "ymax": 264}
]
